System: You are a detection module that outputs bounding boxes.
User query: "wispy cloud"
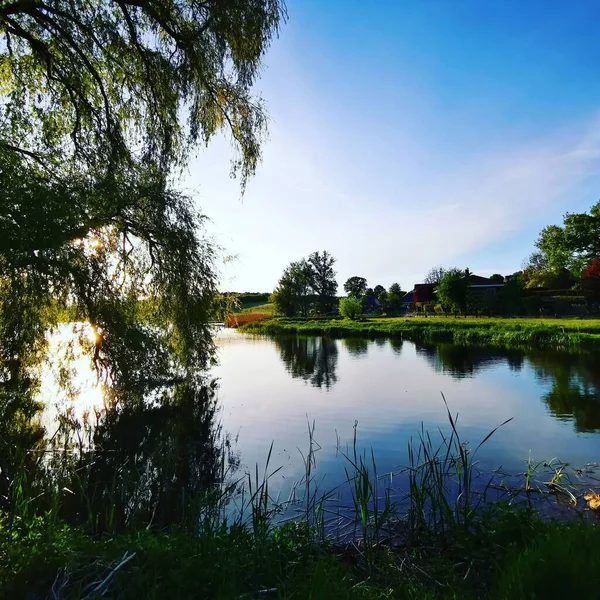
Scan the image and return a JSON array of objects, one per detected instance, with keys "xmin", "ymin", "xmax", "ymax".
[{"xmin": 184, "ymin": 40, "xmax": 600, "ymax": 291}]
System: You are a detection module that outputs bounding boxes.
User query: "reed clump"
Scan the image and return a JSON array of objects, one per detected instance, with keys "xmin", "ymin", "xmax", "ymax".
[{"xmin": 2, "ymin": 404, "xmax": 599, "ymax": 599}]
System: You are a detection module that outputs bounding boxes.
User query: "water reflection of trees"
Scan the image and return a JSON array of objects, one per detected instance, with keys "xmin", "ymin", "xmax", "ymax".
[
  {"xmin": 342, "ymin": 337, "xmax": 369, "ymax": 357},
  {"xmin": 1, "ymin": 380, "xmax": 238, "ymax": 532},
  {"xmin": 527, "ymin": 353, "xmax": 600, "ymax": 433},
  {"xmin": 415, "ymin": 343, "xmax": 525, "ymax": 378},
  {"xmin": 415, "ymin": 342, "xmax": 600, "ymax": 433},
  {"xmin": 274, "ymin": 336, "xmax": 338, "ymax": 389}
]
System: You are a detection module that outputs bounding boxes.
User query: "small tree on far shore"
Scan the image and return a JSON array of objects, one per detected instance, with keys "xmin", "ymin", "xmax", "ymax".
[
  {"xmin": 308, "ymin": 251, "xmax": 338, "ymax": 313},
  {"xmin": 436, "ymin": 268, "xmax": 469, "ymax": 314},
  {"xmin": 386, "ymin": 283, "xmax": 404, "ymax": 313},
  {"xmin": 271, "ymin": 260, "xmax": 314, "ymax": 317},
  {"xmin": 339, "ymin": 297, "xmax": 363, "ymax": 320},
  {"xmin": 343, "ymin": 276, "xmax": 368, "ymax": 297}
]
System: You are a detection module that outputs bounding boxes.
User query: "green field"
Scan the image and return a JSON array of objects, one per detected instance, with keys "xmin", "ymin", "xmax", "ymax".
[
  {"xmin": 239, "ymin": 315, "xmax": 600, "ymax": 348},
  {"xmin": 240, "ymin": 301, "xmax": 275, "ymax": 315}
]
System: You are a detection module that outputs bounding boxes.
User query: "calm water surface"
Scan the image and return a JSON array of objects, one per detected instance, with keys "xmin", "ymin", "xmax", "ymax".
[{"xmin": 214, "ymin": 331, "xmax": 600, "ymax": 499}]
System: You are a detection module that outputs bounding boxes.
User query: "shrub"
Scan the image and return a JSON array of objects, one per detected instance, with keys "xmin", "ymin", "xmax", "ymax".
[
  {"xmin": 423, "ymin": 302, "xmax": 435, "ymax": 315},
  {"xmin": 339, "ymin": 297, "xmax": 363, "ymax": 320},
  {"xmin": 224, "ymin": 313, "xmax": 270, "ymax": 328}
]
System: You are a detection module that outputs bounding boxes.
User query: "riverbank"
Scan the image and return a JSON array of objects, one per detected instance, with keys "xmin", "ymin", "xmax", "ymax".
[
  {"xmin": 4, "ymin": 408, "xmax": 600, "ymax": 599},
  {"xmin": 3, "ymin": 508, "xmax": 600, "ymax": 599},
  {"xmin": 239, "ymin": 316, "xmax": 600, "ymax": 349}
]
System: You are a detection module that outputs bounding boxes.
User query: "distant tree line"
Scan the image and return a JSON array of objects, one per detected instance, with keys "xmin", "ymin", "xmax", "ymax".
[
  {"xmin": 415, "ymin": 200, "xmax": 600, "ymax": 317},
  {"xmin": 270, "ymin": 252, "xmax": 406, "ymax": 319},
  {"xmin": 269, "ymin": 201, "xmax": 600, "ymax": 319}
]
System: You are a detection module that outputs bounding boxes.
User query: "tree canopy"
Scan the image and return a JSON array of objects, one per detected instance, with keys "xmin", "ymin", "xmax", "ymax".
[
  {"xmin": 535, "ymin": 201, "xmax": 600, "ymax": 277},
  {"xmin": 0, "ymin": 0, "xmax": 287, "ymax": 406},
  {"xmin": 308, "ymin": 251, "xmax": 338, "ymax": 312},
  {"xmin": 343, "ymin": 276, "xmax": 368, "ymax": 297},
  {"xmin": 436, "ymin": 268, "xmax": 469, "ymax": 312},
  {"xmin": 271, "ymin": 259, "xmax": 314, "ymax": 318},
  {"xmin": 424, "ymin": 266, "xmax": 446, "ymax": 285},
  {"xmin": 386, "ymin": 283, "xmax": 404, "ymax": 313},
  {"xmin": 272, "ymin": 251, "xmax": 338, "ymax": 317}
]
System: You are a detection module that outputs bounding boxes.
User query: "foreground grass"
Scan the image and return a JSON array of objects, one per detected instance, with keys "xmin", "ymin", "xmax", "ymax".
[
  {"xmin": 4, "ymin": 401, "xmax": 599, "ymax": 599},
  {"xmin": 239, "ymin": 316, "xmax": 600, "ymax": 348},
  {"xmin": 2, "ymin": 509, "xmax": 600, "ymax": 599}
]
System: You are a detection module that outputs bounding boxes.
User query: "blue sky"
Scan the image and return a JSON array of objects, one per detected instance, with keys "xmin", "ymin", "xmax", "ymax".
[{"xmin": 185, "ymin": 0, "xmax": 600, "ymax": 292}]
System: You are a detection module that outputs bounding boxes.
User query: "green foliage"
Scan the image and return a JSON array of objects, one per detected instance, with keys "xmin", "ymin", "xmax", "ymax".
[
  {"xmin": 436, "ymin": 268, "xmax": 469, "ymax": 313},
  {"xmin": 0, "ymin": 0, "xmax": 286, "ymax": 409},
  {"xmin": 373, "ymin": 284, "xmax": 387, "ymax": 303},
  {"xmin": 495, "ymin": 522, "xmax": 600, "ymax": 599},
  {"xmin": 0, "ymin": 0, "xmax": 286, "ymax": 184},
  {"xmin": 490, "ymin": 274, "xmax": 504, "ymax": 283},
  {"xmin": 534, "ymin": 200, "xmax": 600, "ymax": 278},
  {"xmin": 344, "ymin": 276, "xmax": 368, "ymax": 297},
  {"xmin": 308, "ymin": 251, "xmax": 338, "ymax": 313},
  {"xmin": 339, "ymin": 296, "xmax": 363, "ymax": 320},
  {"xmin": 271, "ymin": 259, "xmax": 314, "ymax": 317},
  {"xmin": 272, "ymin": 252, "xmax": 338, "ymax": 317},
  {"xmin": 386, "ymin": 282, "xmax": 404, "ymax": 313}
]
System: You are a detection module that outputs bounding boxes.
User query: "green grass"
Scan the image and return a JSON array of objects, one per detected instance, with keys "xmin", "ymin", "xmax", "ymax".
[
  {"xmin": 239, "ymin": 316, "xmax": 600, "ymax": 349},
  {"xmin": 240, "ymin": 301, "xmax": 275, "ymax": 315},
  {"xmin": 3, "ymin": 500, "xmax": 599, "ymax": 599},
  {"xmin": 3, "ymin": 406, "xmax": 600, "ymax": 599}
]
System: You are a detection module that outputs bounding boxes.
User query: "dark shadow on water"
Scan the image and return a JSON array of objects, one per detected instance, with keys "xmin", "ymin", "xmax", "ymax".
[
  {"xmin": 1, "ymin": 380, "xmax": 239, "ymax": 533},
  {"xmin": 527, "ymin": 353, "xmax": 600, "ymax": 433},
  {"xmin": 414, "ymin": 341, "xmax": 600, "ymax": 432},
  {"xmin": 415, "ymin": 342, "xmax": 525, "ymax": 378},
  {"xmin": 274, "ymin": 335, "xmax": 338, "ymax": 390},
  {"xmin": 270, "ymin": 335, "xmax": 600, "ymax": 433},
  {"xmin": 342, "ymin": 337, "xmax": 370, "ymax": 358}
]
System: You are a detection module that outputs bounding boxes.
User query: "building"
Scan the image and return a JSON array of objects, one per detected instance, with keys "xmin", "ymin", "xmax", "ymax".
[{"xmin": 404, "ymin": 274, "xmax": 504, "ymax": 307}]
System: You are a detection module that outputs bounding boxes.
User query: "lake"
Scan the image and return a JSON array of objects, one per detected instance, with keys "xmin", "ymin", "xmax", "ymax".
[{"xmin": 214, "ymin": 331, "xmax": 600, "ymax": 508}]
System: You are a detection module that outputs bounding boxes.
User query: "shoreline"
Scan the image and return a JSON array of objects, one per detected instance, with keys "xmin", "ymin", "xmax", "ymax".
[{"xmin": 238, "ymin": 316, "xmax": 600, "ymax": 349}]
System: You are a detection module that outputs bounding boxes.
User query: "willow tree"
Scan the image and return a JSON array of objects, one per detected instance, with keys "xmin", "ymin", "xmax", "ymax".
[{"xmin": 0, "ymin": 1, "xmax": 286, "ymax": 408}]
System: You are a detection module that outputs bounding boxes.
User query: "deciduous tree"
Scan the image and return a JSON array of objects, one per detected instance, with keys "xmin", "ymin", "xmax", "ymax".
[
  {"xmin": 271, "ymin": 260, "xmax": 314, "ymax": 317},
  {"xmin": 343, "ymin": 276, "xmax": 368, "ymax": 297},
  {"xmin": 308, "ymin": 251, "xmax": 338, "ymax": 313},
  {"xmin": 386, "ymin": 283, "xmax": 404, "ymax": 313},
  {"xmin": 0, "ymin": 1, "xmax": 286, "ymax": 403},
  {"xmin": 436, "ymin": 268, "xmax": 469, "ymax": 313},
  {"xmin": 339, "ymin": 297, "xmax": 362, "ymax": 320},
  {"xmin": 424, "ymin": 266, "xmax": 446, "ymax": 285},
  {"xmin": 535, "ymin": 201, "xmax": 600, "ymax": 277}
]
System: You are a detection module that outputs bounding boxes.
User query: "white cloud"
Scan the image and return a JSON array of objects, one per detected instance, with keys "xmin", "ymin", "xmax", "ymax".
[{"xmin": 182, "ymin": 41, "xmax": 600, "ymax": 292}]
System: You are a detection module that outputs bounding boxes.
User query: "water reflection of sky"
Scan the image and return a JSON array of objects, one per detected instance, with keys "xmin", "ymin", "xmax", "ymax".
[{"xmin": 214, "ymin": 332, "xmax": 600, "ymax": 499}]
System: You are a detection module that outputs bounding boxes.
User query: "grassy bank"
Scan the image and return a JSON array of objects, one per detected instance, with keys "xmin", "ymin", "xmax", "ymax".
[
  {"xmin": 3, "ymin": 408, "xmax": 600, "ymax": 599},
  {"xmin": 3, "ymin": 509, "xmax": 600, "ymax": 599},
  {"xmin": 239, "ymin": 316, "xmax": 600, "ymax": 349}
]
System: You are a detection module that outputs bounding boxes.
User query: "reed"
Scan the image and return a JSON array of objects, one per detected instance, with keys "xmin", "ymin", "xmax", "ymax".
[{"xmin": 3, "ymin": 405, "xmax": 599, "ymax": 599}]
